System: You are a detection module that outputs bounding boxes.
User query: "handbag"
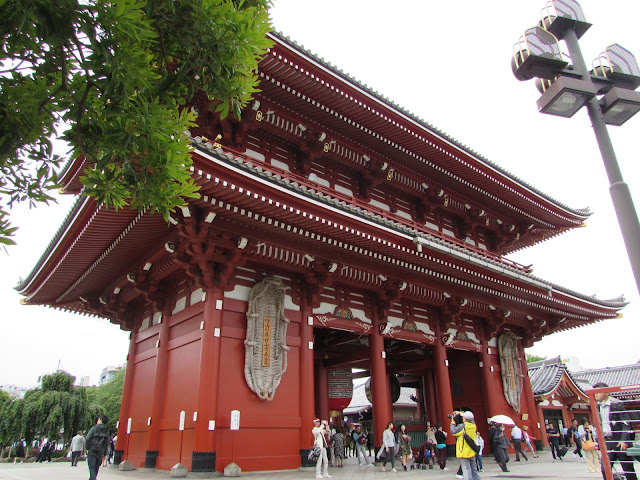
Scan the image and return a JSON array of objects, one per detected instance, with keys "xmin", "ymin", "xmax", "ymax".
[
  {"xmin": 583, "ymin": 439, "xmax": 595, "ymax": 451},
  {"xmin": 308, "ymin": 443, "xmax": 321, "ymax": 461}
]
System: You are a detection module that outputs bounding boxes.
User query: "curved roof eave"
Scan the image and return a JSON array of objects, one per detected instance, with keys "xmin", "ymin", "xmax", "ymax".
[
  {"xmin": 268, "ymin": 31, "xmax": 591, "ymax": 222},
  {"xmin": 193, "ymin": 141, "xmax": 626, "ymax": 311}
]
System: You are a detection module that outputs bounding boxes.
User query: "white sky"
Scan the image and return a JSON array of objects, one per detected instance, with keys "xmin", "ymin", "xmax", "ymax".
[{"xmin": 1, "ymin": 0, "xmax": 639, "ymax": 388}]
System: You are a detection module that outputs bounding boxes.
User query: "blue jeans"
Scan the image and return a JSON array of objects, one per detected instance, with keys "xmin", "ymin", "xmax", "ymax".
[
  {"xmin": 87, "ymin": 452, "xmax": 101, "ymax": 480},
  {"xmin": 475, "ymin": 454, "xmax": 483, "ymax": 471},
  {"xmin": 460, "ymin": 457, "xmax": 481, "ymax": 480}
]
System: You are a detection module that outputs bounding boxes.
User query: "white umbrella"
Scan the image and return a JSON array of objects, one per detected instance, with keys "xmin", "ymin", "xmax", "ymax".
[{"xmin": 489, "ymin": 414, "xmax": 515, "ymax": 425}]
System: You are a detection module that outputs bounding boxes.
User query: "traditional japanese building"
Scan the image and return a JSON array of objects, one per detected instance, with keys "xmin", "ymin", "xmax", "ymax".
[
  {"xmin": 17, "ymin": 31, "xmax": 626, "ymax": 473},
  {"xmin": 527, "ymin": 356, "xmax": 592, "ymax": 445}
]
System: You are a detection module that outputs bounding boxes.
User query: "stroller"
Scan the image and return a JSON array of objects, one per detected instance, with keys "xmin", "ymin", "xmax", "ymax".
[{"xmin": 410, "ymin": 441, "xmax": 435, "ymax": 469}]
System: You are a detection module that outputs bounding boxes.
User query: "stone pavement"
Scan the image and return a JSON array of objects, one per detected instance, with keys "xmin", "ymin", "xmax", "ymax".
[{"xmin": 0, "ymin": 452, "xmax": 633, "ymax": 480}]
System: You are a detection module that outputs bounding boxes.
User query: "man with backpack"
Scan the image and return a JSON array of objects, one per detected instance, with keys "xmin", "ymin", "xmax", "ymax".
[{"xmin": 86, "ymin": 415, "xmax": 110, "ymax": 480}]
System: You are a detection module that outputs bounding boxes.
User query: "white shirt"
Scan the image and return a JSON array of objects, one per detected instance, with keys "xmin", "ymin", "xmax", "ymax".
[
  {"xmin": 600, "ymin": 399, "xmax": 612, "ymax": 437},
  {"xmin": 511, "ymin": 426, "xmax": 522, "ymax": 440}
]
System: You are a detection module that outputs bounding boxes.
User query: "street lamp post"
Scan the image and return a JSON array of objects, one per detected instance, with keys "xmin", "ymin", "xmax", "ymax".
[{"xmin": 512, "ymin": 0, "xmax": 640, "ymax": 296}]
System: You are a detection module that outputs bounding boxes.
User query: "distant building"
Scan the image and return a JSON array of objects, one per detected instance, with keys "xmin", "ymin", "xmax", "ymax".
[
  {"xmin": 528, "ymin": 357, "xmax": 640, "ymax": 447},
  {"xmin": 78, "ymin": 376, "xmax": 91, "ymax": 387},
  {"xmin": 572, "ymin": 362, "xmax": 640, "ymax": 389},
  {"xmin": 99, "ymin": 366, "xmax": 123, "ymax": 385},
  {"xmin": 0, "ymin": 384, "xmax": 28, "ymax": 399}
]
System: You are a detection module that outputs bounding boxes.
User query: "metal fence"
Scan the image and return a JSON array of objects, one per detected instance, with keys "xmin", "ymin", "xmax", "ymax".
[{"xmin": 586, "ymin": 384, "xmax": 640, "ymax": 480}]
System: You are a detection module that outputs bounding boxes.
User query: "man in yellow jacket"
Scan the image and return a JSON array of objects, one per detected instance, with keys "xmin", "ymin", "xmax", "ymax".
[{"xmin": 450, "ymin": 411, "xmax": 481, "ymax": 480}]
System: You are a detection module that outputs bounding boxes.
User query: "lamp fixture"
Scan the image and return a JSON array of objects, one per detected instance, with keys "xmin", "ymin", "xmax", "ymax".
[
  {"xmin": 536, "ymin": 76, "xmax": 596, "ymax": 117},
  {"xmin": 512, "ymin": 26, "xmax": 568, "ymax": 81},
  {"xmin": 601, "ymin": 87, "xmax": 640, "ymax": 126}
]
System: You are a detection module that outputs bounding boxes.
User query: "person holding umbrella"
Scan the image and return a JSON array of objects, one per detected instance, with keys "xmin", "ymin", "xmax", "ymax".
[{"xmin": 489, "ymin": 415, "xmax": 515, "ymax": 472}]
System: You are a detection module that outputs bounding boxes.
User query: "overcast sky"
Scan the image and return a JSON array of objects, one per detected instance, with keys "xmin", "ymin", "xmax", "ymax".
[{"xmin": 1, "ymin": 0, "xmax": 639, "ymax": 389}]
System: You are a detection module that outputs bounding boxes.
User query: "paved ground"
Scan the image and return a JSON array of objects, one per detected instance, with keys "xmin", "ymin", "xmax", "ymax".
[{"xmin": 0, "ymin": 451, "xmax": 632, "ymax": 479}]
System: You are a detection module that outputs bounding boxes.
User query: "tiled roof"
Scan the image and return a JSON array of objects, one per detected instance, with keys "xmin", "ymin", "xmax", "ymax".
[
  {"xmin": 343, "ymin": 380, "xmax": 416, "ymax": 414},
  {"xmin": 527, "ymin": 356, "xmax": 586, "ymax": 398},
  {"xmin": 572, "ymin": 363, "xmax": 640, "ymax": 389}
]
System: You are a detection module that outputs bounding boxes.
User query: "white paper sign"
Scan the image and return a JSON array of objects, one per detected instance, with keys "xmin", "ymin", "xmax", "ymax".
[
  {"xmin": 230, "ymin": 410, "xmax": 240, "ymax": 431},
  {"xmin": 127, "ymin": 418, "xmax": 132, "ymax": 434},
  {"xmin": 179, "ymin": 411, "xmax": 186, "ymax": 431}
]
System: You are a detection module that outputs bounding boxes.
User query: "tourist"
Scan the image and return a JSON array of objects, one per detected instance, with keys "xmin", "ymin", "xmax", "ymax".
[
  {"xmin": 36, "ymin": 437, "xmax": 48, "ymax": 462},
  {"xmin": 343, "ymin": 425, "xmax": 351, "ymax": 458},
  {"xmin": 593, "ymin": 381, "xmax": 637, "ymax": 480},
  {"xmin": 86, "ymin": 415, "xmax": 110, "ymax": 480},
  {"xmin": 352, "ymin": 424, "xmax": 373, "ymax": 467},
  {"xmin": 398, "ymin": 424, "xmax": 412, "ymax": 471},
  {"xmin": 522, "ymin": 425, "xmax": 538, "ymax": 458},
  {"xmin": 488, "ymin": 421, "xmax": 500, "ymax": 463},
  {"xmin": 494, "ymin": 424, "xmax": 511, "ymax": 472},
  {"xmin": 327, "ymin": 424, "xmax": 336, "ymax": 466},
  {"xmin": 366, "ymin": 429, "xmax": 373, "ymax": 456},
  {"xmin": 562, "ymin": 425, "xmax": 571, "ymax": 447},
  {"xmin": 434, "ymin": 423, "xmax": 448, "ymax": 470},
  {"xmin": 580, "ymin": 420, "xmax": 599, "ymax": 473},
  {"xmin": 450, "ymin": 411, "xmax": 480, "ymax": 480},
  {"xmin": 511, "ymin": 423, "xmax": 528, "ymax": 461},
  {"xmin": 331, "ymin": 425, "xmax": 344, "ymax": 468},
  {"xmin": 546, "ymin": 423, "xmax": 562, "ymax": 462},
  {"xmin": 569, "ymin": 419, "xmax": 583, "ymax": 458},
  {"xmin": 475, "ymin": 432, "xmax": 484, "ymax": 472},
  {"xmin": 13, "ymin": 438, "xmax": 25, "ymax": 464},
  {"xmin": 70, "ymin": 431, "xmax": 85, "ymax": 467},
  {"xmin": 381, "ymin": 422, "xmax": 397, "ymax": 472},
  {"xmin": 311, "ymin": 419, "xmax": 331, "ymax": 479}
]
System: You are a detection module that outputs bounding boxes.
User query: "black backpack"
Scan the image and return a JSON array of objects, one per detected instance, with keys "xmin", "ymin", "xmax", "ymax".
[{"xmin": 90, "ymin": 428, "xmax": 110, "ymax": 453}]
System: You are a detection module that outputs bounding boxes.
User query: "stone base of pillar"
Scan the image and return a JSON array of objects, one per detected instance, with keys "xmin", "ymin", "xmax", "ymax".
[
  {"xmin": 113, "ymin": 449, "xmax": 124, "ymax": 466},
  {"xmin": 118, "ymin": 460, "xmax": 134, "ymax": 471},
  {"xmin": 144, "ymin": 450, "xmax": 159, "ymax": 469},
  {"xmin": 191, "ymin": 451, "xmax": 216, "ymax": 473},
  {"xmin": 223, "ymin": 462, "xmax": 241, "ymax": 477},
  {"xmin": 170, "ymin": 463, "xmax": 188, "ymax": 477}
]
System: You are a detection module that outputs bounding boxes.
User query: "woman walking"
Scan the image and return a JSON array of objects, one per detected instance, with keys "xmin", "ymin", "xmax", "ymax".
[
  {"xmin": 581, "ymin": 420, "xmax": 600, "ymax": 473},
  {"xmin": 522, "ymin": 425, "xmax": 538, "ymax": 458},
  {"xmin": 398, "ymin": 424, "xmax": 412, "ymax": 471},
  {"xmin": 332, "ymin": 425, "xmax": 345, "ymax": 468},
  {"xmin": 381, "ymin": 422, "xmax": 397, "ymax": 472}
]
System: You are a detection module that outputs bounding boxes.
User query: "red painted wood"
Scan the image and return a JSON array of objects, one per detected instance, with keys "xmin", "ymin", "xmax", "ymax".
[{"xmin": 194, "ymin": 287, "xmax": 223, "ymax": 452}]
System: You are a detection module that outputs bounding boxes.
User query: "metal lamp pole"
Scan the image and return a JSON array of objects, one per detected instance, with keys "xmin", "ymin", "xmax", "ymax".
[{"xmin": 562, "ymin": 28, "xmax": 640, "ymax": 295}]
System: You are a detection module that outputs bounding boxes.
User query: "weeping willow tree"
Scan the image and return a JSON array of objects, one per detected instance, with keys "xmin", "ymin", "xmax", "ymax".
[{"xmin": 0, "ymin": 371, "xmax": 89, "ymax": 445}]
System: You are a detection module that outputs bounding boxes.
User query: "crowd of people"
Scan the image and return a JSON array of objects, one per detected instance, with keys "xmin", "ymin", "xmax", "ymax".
[{"xmin": 310, "ymin": 383, "xmax": 639, "ymax": 480}]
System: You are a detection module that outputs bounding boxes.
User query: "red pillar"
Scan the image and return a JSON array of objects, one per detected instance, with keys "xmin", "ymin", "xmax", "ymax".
[
  {"xmin": 370, "ymin": 311, "xmax": 390, "ymax": 447},
  {"xmin": 424, "ymin": 370, "xmax": 438, "ymax": 426},
  {"xmin": 299, "ymin": 304, "xmax": 315, "ymax": 456},
  {"xmin": 147, "ymin": 307, "xmax": 170, "ymax": 455},
  {"xmin": 432, "ymin": 318, "xmax": 454, "ymax": 433},
  {"xmin": 116, "ymin": 330, "xmax": 137, "ymax": 454},
  {"xmin": 519, "ymin": 346, "xmax": 542, "ymax": 441},
  {"xmin": 480, "ymin": 339, "xmax": 499, "ymax": 418},
  {"xmin": 317, "ymin": 364, "xmax": 329, "ymax": 421},
  {"xmin": 192, "ymin": 286, "xmax": 224, "ymax": 469}
]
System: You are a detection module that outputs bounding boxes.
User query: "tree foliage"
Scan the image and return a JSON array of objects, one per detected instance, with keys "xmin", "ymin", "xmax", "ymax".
[
  {"xmin": 0, "ymin": 369, "xmax": 125, "ymax": 445},
  {"xmin": 85, "ymin": 368, "xmax": 125, "ymax": 432},
  {"xmin": 525, "ymin": 353, "xmax": 547, "ymax": 363},
  {"xmin": 0, "ymin": 0, "xmax": 273, "ymax": 244}
]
